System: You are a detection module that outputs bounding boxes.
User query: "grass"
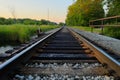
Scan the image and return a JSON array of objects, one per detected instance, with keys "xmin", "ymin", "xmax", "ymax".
[
  {"xmin": 0, "ymin": 24, "xmax": 58, "ymax": 44},
  {"xmin": 103, "ymin": 26, "xmax": 120, "ymax": 39},
  {"xmin": 70, "ymin": 26, "xmax": 101, "ymax": 34},
  {"xmin": 70, "ymin": 26, "xmax": 120, "ymax": 39}
]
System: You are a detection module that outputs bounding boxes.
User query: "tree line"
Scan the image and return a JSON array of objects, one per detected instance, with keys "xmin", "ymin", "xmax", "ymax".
[
  {"xmin": 66, "ymin": 0, "xmax": 120, "ymax": 26},
  {"xmin": 105, "ymin": 0, "xmax": 120, "ymax": 17},
  {"xmin": 0, "ymin": 17, "xmax": 57, "ymax": 25}
]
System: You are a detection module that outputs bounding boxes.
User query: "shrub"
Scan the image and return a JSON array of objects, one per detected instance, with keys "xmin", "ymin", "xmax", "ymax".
[{"xmin": 104, "ymin": 26, "xmax": 120, "ymax": 39}]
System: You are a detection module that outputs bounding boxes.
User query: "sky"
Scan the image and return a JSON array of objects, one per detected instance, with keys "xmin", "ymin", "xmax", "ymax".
[{"xmin": 0, "ymin": 0, "xmax": 74, "ymax": 23}]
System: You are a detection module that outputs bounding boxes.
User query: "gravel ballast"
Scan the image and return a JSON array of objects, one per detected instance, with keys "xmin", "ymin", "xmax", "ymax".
[
  {"xmin": 72, "ymin": 28, "xmax": 120, "ymax": 56},
  {"xmin": 14, "ymin": 62, "xmax": 114, "ymax": 80}
]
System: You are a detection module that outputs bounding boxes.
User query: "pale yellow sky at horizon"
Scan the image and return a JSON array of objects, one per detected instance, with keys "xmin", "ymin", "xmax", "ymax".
[{"xmin": 0, "ymin": 0, "xmax": 74, "ymax": 23}]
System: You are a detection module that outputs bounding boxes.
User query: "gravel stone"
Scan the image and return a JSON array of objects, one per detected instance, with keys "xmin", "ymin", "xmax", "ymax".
[
  {"xmin": 13, "ymin": 62, "xmax": 115, "ymax": 80},
  {"xmin": 14, "ymin": 74, "xmax": 114, "ymax": 80},
  {"xmin": 72, "ymin": 28, "xmax": 120, "ymax": 56}
]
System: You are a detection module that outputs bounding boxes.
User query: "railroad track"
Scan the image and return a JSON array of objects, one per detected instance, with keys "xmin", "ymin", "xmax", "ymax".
[{"xmin": 0, "ymin": 27, "xmax": 120, "ymax": 80}]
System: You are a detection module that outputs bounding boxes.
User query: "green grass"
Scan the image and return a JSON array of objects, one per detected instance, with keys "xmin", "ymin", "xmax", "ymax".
[
  {"xmin": 70, "ymin": 26, "xmax": 101, "ymax": 34},
  {"xmin": 0, "ymin": 24, "xmax": 58, "ymax": 44},
  {"xmin": 103, "ymin": 26, "xmax": 120, "ymax": 39},
  {"xmin": 70, "ymin": 26, "xmax": 120, "ymax": 39}
]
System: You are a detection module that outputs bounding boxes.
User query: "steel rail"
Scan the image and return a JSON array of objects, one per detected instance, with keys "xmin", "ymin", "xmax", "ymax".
[
  {"xmin": 0, "ymin": 28, "xmax": 62, "ymax": 70},
  {"xmin": 68, "ymin": 28, "xmax": 120, "ymax": 77}
]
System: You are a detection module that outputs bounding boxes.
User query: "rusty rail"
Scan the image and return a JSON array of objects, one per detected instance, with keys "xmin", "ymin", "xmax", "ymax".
[{"xmin": 69, "ymin": 28, "xmax": 120, "ymax": 77}]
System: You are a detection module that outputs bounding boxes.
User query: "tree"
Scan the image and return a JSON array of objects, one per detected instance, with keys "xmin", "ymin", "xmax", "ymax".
[
  {"xmin": 66, "ymin": 0, "xmax": 104, "ymax": 26},
  {"xmin": 41, "ymin": 19, "xmax": 49, "ymax": 25},
  {"xmin": 23, "ymin": 19, "xmax": 34, "ymax": 25},
  {"xmin": 105, "ymin": 0, "xmax": 120, "ymax": 16},
  {"xmin": 59, "ymin": 22, "xmax": 65, "ymax": 26},
  {"xmin": 4, "ymin": 18, "xmax": 14, "ymax": 25},
  {"xmin": 0, "ymin": 17, "xmax": 5, "ymax": 25},
  {"xmin": 0, "ymin": 17, "xmax": 57, "ymax": 25}
]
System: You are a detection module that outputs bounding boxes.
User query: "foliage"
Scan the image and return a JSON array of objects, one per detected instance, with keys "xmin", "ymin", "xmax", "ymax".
[
  {"xmin": 72, "ymin": 26, "xmax": 120, "ymax": 39},
  {"xmin": 105, "ymin": 0, "xmax": 120, "ymax": 16},
  {"xmin": 0, "ymin": 17, "xmax": 57, "ymax": 25},
  {"xmin": 104, "ymin": 26, "xmax": 120, "ymax": 39},
  {"xmin": 0, "ymin": 24, "xmax": 58, "ymax": 44},
  {"xmin": 66, "ymin": 0, "xmax": 104, "ymax": 26},
  {"xmin": 59, "ymin": 22, "xmax": 65, "ymax": 26},
  {"xmin": 70, "ymin": 26, "xmax": 101, "ymax": 34},
  {"xmin": 71, "ymin": 26, "xmax": 120, "ymax": 39},
  {"xmin": 40, "ymin": 25, "xmax": 58, "ymax": 32}
]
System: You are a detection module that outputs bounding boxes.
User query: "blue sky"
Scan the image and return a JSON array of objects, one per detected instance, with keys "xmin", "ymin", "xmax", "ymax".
[{"xmin": 0, "ymin": 0, "xmax": 74, "ymax": 23}]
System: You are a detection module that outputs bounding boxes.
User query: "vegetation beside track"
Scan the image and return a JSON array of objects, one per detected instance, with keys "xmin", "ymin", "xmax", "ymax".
[
  {"xmin": 0, "ymin": 24, "xmax": 58, "ymax": 44},
  {"xmin": 103, "ymin": 27, "xmax": 120, "ymax": 39},
  {"xmin": 70, "ymin": 26, "xmax": 101, "ymax": 34},
  {"xmin": 71, "ymin": 26, "xmax": 120, "ymax": 39}
]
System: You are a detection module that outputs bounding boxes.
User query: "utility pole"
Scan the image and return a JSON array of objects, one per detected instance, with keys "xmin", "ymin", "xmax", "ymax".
[
  {"xmin": 47, "ymin": 8, "xmax": 49, "ymax": 25},
  {"xmin": 48, "ymin": 8, "xmax": 49, "ymax": 21}
]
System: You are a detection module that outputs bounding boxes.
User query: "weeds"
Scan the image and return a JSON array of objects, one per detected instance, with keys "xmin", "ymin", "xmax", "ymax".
[
  {"xmin": 104, "ymin": 26, "xmax": 120, "ymax": 39},
  {"xmin": 0, "ymin": 24, "xmax": 58, "ymax": 44}
]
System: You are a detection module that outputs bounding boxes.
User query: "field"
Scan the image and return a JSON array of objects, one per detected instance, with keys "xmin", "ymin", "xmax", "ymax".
[{"xmin": 0, "ymin": 24, "xmax": 58, "ymax": 44}]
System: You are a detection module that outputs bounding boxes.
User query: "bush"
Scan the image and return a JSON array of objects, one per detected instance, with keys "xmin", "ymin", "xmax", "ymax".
[{"xmin": 104, "ymin": 26, "xmax": 120, "ymax": 39}]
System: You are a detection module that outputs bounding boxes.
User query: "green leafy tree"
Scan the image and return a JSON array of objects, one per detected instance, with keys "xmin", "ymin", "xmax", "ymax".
[
  {"xmin": 0, "ymin": 17, "xmax": 57, "ymax": 25},
  {"xmin": 0, "ymin": 17, "xmax": 5, "ymax": 25},
  {"xmin": 59, "ymin": 22, "xmax": 65, "ymax": 26},
  {"xmin": 4, "ymin": 18, "xmax": 14, "ymax": 25},
  {"xmin": 105, "ymin": 0, "xmax": 120, "ymax": 16},
  {"xmin": 66, "ymin": 0, "xmax": 104, "ymax": 26}
]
